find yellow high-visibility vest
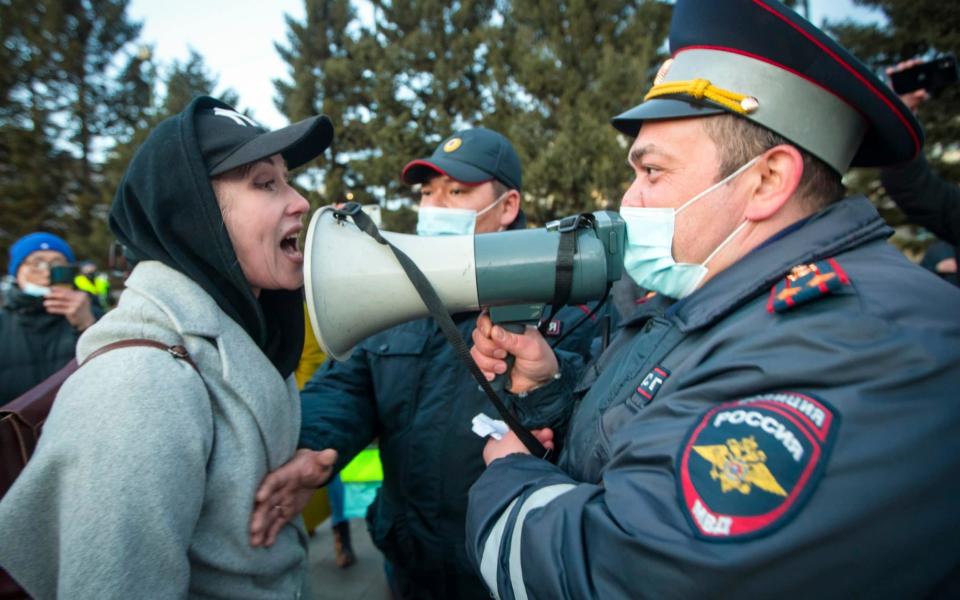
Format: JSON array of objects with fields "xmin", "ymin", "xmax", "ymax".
[{"xmin": 73, "ymin": 274, "xmax": 98, "ymax": 295}]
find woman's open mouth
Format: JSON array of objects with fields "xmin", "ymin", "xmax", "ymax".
[{"xmin": 280, "ymin": 232, "xmax": 304, "ymax": 262}]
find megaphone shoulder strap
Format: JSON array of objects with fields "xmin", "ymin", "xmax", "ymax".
[
  {"xmin": 333, "ymin": 204, "xmax": 551, "ymax": 460},
  {"xmin": 536, "ymin": 213, "xmax": 615, "ymax": 353},
  {"xmin": 538, "ymin": 213, "xmax": 588, "ymax": 336}
]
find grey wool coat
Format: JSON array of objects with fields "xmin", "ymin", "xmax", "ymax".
[{"xmin": 0, "ymin": 261, "xmax": 310, "ymax": 599}]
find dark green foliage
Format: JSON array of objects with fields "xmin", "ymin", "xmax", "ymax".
[
  {"xmin": 380, "ymin": 204, "xmax": 419, "ymax": 234},
  {"xmin": 488, "ymin": 0, "xmax": 672, "ymax": 223},
  {"xmin": 0, "ymin": 0, "xmax": 143, "ymax": 267},
  {"xmin": 0, "ymin": 0, "xmax": 240, "ymax": 270},
  {"xmin": 163, "ymin": 50, "xmax": 240, "ymax": 116},
  {"xmin": 274, "ymin": 0, "xmax": 366, "ymax": 208},
  {"xmin": 274, "ymin": 0, "xmax": 671, "ymax": 226},
  {"xmin": 354, "ymin": 0, "xmax": 500, "ymax": 199}
]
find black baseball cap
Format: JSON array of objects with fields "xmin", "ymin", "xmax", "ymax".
[
  {"xmin": 196, "ymin": 99, "xmax": 334, "ymax": 176},
  {"xmin": 401, "ymin": 127, "xmax": 522, "ymax": 190}
]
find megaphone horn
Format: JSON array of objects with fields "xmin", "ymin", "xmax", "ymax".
[{"xmin": 304, "ymin": 206, "xmax": 625, "ymax": 360}]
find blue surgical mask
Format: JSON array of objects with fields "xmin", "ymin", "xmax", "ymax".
[
  {"xmin": 620, "ymin": 156, "xmax": 759, "ymax": 299},
  {"xmin": 416, "ymin": 192, "xmax": 508, "ymax": 237},
  {"xmin": 20, "ymin": 282, "xmax": 51, "ymax": 297}
]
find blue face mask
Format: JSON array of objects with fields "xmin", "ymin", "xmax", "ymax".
[
  {"xmin": 620, "ymin": 156, "xmax": 759, "ymax": 299},
  {"xmin": 416, "ymin": 192, "xmax": 508, "ymax": 237}
]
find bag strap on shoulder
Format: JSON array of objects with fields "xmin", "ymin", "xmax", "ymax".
[
  {"xmin": 3, "ymin": 339, "xmax": 199, "ymax": 427},
  {"xmin": 82, "ymin": 338, "xmax": 199, "ymax": 373}
]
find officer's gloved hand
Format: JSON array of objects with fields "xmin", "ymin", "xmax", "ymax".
[{"xmin": 471, "ymin": 312, "xmax": 559, "ymax": 395}]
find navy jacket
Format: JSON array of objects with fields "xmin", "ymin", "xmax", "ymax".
[
  {"xmin": 467, "ymin": 197, "xmax": 960, "ymax": 599},
  {"xmin": 0, "ymin": 290, "xmax": 88, "ymax": 404},
  {"xmin": 299, "ymin": 304, "xmax": 608, "ymax": 598}
]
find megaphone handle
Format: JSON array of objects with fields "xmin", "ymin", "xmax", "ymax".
[{"xmin": 489, "ymin": 323, "xmax": 526, "ymax": 394}]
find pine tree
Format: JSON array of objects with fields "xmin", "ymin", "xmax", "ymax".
[
  {"xmin": 1, "ymin": 0, "xmax": 70, "ymax": 260},
  {"xmin": 354, "ymin": 0, "xmax": 500, "ymax": 201},
  {"xmin": 0, "ymin": 0, "xmax": 147, "ymax": 267},
  {"xmin": 275, "ymin": 0, "xmax": 502, "ymax": 230},
  {"xmin": 52, "ymin": 0, "xmax": 142, "ymax": 264},
  {"xmin": 163, "ymin": 50, "xmax": 240, "ymax": 116},
  {"xmin": 487, "ymin": 0, "xmax": 671, "ymax": 224},
  {"xmin": 0, "ymin": 1, "xmax": 239, "ymax": 269},
  {"xmin": 274, "ymin": 0, "xmax": 365, "ymax": 207}
]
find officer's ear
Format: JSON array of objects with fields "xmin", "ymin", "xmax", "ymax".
[
  {"xmin": 498, "ymin": 189, "xmax": 522, "ymax": 229},
  {"xmin": 743, "ymin": 144, "xmax": 804, "ymax": 222}
]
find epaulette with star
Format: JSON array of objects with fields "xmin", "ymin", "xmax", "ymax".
[{"xmin": 767, "ymin": 258, "xmax": 851, "ymax": 314}]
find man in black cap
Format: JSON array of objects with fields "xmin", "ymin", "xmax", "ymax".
[
  {"xmin": 251, "ymin": 128, "xmax": 608, "ymax": 599},
  {"xmin": 466, "ymin": 0, "xmax": 960, "ymax": 597}
]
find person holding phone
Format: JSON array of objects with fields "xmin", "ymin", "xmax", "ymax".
[
  {"xmin": 881, "ymin": 58, "xmax": 960, "ymax": 257},
  {"xmin": 0, "ymin": 232, "xmax": 98, "ymax": 404}
]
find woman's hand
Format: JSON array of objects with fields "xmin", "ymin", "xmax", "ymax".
[{"xmin": 250, "ymin": 448, "xmax": 338, "ymax": 547}]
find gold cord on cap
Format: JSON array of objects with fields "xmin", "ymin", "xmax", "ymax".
[{"xmin": 644, "ymin": 78, "xmax": 758, "ymax": 115}]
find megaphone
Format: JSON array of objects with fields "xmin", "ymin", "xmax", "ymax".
[{"xmin": 304, "ymin": 206, "xmax": 626, "ymax": 360}]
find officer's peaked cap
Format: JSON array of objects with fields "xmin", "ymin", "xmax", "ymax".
[{"xmin": 611, "ymin": 0, "xmax": 922, "ymax": 173}]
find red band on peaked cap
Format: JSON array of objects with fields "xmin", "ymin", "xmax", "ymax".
[
  {"xmin": 751, "ymin": 0, "xmax": 919, "ymax": 156},
  {"xmin": 400, "ymin": 159, "xmax": 493, "ymax": 186}
]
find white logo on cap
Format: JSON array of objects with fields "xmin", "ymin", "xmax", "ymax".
[{"xmin": 213, "ymin": 107, "xmax": 259, "ymax": 128}]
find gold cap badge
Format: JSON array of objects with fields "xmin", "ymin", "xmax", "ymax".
[{"xmin": 443, "ymin": 137, "xmax": 462, "ymax": 152}]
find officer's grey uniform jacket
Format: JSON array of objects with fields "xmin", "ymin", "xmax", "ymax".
[
  {"xmin": 0, "ymin": 262, "xmax": 310, "ymax": 599},
  {"xmin": 299, "ymin": 304, "xmax": 606, "ymax": 598},
  {"xmin": 466, "ymin": 197, "xmax": 960, "ymax": 599}
]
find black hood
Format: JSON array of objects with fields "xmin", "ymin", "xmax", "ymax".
[{"xmin": 109, "ymin": 96, "xmax": 304, "ymax": 378}]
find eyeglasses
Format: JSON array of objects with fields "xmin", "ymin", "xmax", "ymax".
[{"xmin": 22, "ymin": 258, "xmax": 69, "ymax": 272}]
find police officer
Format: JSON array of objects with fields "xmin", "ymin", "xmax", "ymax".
[
  {"xmin": 251, "ymin": 128, "xmax": 609, "ymax": 599},
  {"xmin": 467, "ymin": 1, "xmax": 960, "ymax": 597}
]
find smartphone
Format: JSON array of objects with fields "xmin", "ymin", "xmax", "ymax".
[
  {"xmin": 108, "ymin": 240, "xmax": 131, "ymax": 278},
  {"xmin": 49, "ymin": 265, "xmax": 78, "ymax": 287},
  {"xmin": 890, "ymin": 55, "xmax": 959, "ymax": 95}
]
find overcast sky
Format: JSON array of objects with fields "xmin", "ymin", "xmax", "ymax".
[{"xmin": 128, "ymin": 0, "xmax": 884, "ymax": 130}]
